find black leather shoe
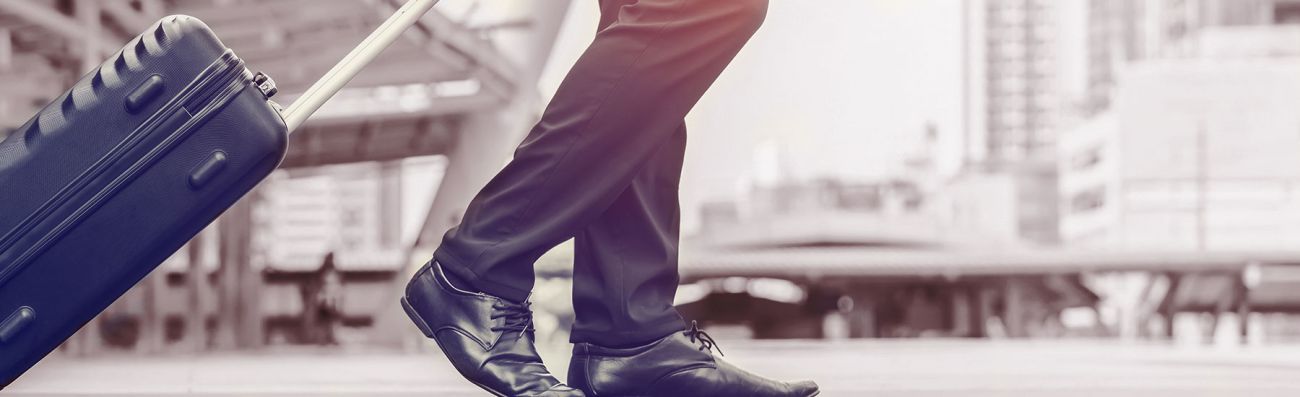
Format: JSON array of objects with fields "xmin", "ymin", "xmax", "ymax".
[
  {"xmin": 401, "ymin": 261, "xmax": 583, "ymax": 396},
  {"xmin": 568, "ymin": 321, "xmax": 819, "ymax": 396}
]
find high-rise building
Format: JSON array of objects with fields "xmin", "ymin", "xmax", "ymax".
[
  {"xmin": 962, "ymin": 0, "xmax": 1073, "ymax": 245},
  {"xmin": 966, "ymin": 0, "xmax": 1064, "ymax": 165},
  {"xmin": 1082, "ymin": 0, "xmax": 1144, "ymax": 113}
]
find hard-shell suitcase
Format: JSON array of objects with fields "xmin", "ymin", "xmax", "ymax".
[{"xmin": 0, "ymin": 0, "xmax": 440, "ymax": 386}]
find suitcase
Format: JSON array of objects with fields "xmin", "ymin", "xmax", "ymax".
[{"xmin": 0, "ymin": 0, "xmax": 440, "ymax": 386}]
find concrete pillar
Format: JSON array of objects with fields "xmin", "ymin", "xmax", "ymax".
[
  {"xmin": 74, "ymin": 0, "xmax": 101, "ymax": 73},
  {"xmin": 840, "ymin": 291, "xmax": 876, "ymax": 339},
  {"xmin": 216, "ymin": 195, "xmax": 263, "ymax": 349},
  {"xmin": 976, "ymin": 284, "xmax": 997, "ymax": 338},
  {"xmin": 379, "ymin": 160, "xmax": 403, "ymax": 248},
  {"xmin": 1247, "ymin": 313, "xmax": 1266, "ymax": 346},
  {"xmin": 1207, "ymin": 274, "xmax": 1246, "ymax": 346},
  {"xmin": 950, "ymin": 286, "xmax": 974, "ymax": 337},
  {"xmin": 0, "ymin": 28, "xmax": 11, "ymax": 72},
  {"xmin": 1234, "ymin": 277, "xmax": 1250, "ymax": 342},
  {"xmin": 1160, "ymin": 274, "xmax": 1182, "ymax": 340},
  {"xmin": 138, "ymin": 271, "xmax": 165, "ymax": 353},
  {"xmin": 1004, "ymin": 279, "xmax": 1028, "ymax": 338},
  {"xmin": 184, "ymin": 231, "xmax": 210, "ymax": 352},
  {"xmin": 64, "ymin": 315, "xmax": 102, "ymax": 356},
  {"xmin": 240, "ymin": 192, "xmax": 265, "ymax": 349},
  {"xmin": 215, "ymin": 210, "xmax": 237, "ymax": 349},
  {"xmin": 238, "ymin": 214, "xmax": 264, "ymax": 349}
]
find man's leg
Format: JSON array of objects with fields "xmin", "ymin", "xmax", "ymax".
[
  {"xmin": 571, "ymin": 124, "xmax": 687, "ymax": 348},
  {"xmin": 562, "ymin": 104, "xmax": 818, "ymax": 397},
  {"xmin": 401, "ymin": 1, "xmax": 817, "ymax": 395},
  {"xmin": 559, "ymin": 2, "xmax": 815, "ymax": 394},
  {"xmin": 432, "ymin": 0, "xmax": 770, "ymax": 303}
]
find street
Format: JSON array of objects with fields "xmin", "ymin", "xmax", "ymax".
[{"xmin": 8, "ymin": 339, "xmax": 1300, "ymax": 396}]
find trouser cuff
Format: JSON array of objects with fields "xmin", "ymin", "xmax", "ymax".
[{"xmin": 570, "ymin": 314, "xmax": 687, "ymax": 348}]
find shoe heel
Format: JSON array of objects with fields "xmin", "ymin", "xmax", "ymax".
[{"xmin": 400, "ymin": 296, "xmax": 435, "ymax": 338}]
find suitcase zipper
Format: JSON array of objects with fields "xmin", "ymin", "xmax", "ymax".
[{"xmin": 0, "ymin": 52, "xmax": 251, "ymax": 286}]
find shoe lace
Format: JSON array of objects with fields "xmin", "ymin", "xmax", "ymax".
[
  {"xmin": 683, "ymin": 320, "xmax": 724, "ymax": 356},
  {"xmin": 490, "ymin": 300, "xmax": 533, "ymax": 335}
]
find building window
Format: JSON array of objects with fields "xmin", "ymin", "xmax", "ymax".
[
  {"xmin": 1071, "ymin": 146, "xmax": 1102, "ymax": 171},
  {"xmin": 1070, "ymin": 186, "xmax": 1106, "ymax": 214}
]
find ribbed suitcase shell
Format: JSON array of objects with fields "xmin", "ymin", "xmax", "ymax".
[{"xmin": 0, "ymin": 15, "xmax": 287, "ymax": 385}]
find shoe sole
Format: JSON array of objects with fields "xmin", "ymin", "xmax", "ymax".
[
  {"xmin": 402, "ymin": 295, "xmax": 516, "ymax": 397},
  {"xmin": 620, "ymin": 391, "xmax": 818, "ymax": 397},
  {"xmin": 400, "ymin": 296, "xmax": 435, "ymax": 338}
]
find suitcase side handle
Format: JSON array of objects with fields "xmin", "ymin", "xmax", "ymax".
[{"xmin": 280, "ymin": 0, "xmax": 441, "ymax": 132}]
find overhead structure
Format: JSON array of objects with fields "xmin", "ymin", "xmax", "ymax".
[
  {"xmin": 0, "ymin": 0, "xmax": 127, "ymax": 58},
  {"xmin": 0, "ymin": 0, "xmax": 152, "ymax": 127},
  {"xmin": 0, "ymin": 0, "xmax": 527, "ymax": 168},
  {"xmin": 171, "ymin": 0, "xmax": 523, "ymax": 168}
]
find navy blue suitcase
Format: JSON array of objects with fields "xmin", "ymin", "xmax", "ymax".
[
  {"xmin": 0, "ymin": 16, "xmax": 288, "ymax": 385},
  {"xmin": 0, "ymin": 0, "xmax": 439, "ymax": 385}
]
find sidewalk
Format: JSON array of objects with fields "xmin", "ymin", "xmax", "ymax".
[{"xmin": 9, "ymin": 340, "xmax": 1300, "ymax": 396}]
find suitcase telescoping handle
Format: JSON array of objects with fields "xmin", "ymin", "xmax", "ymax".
[{"xmin": 280, "ymin": 0, "xmax": 441, "ymax": 132}]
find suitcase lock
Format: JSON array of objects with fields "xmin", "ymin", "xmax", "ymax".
[{"xmin": 253, "ymin": 72, "xmax": 278, "ymax": 99}]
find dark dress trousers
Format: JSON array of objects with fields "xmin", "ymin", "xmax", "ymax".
[{"xmin": 433, "ymin": 0, "xmax": 767, "ymax": 347}]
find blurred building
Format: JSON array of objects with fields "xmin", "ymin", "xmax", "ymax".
[
  {"xmin": 1082, "ymin": 0, "xmax": 1300, "ymax": 113},
  {"xmin": 1147, "ymin": 0, "xmax": 1296, "ymax": 57},
  {"xmin": 1062, "ymin": 0, "xmax": 1293, "ymax": 245},
  {"xmin": 1060, "ymin": 57, "xmax": 1300, "ymax": 250},
  {"xmin": 964, "ymin": 0, "xmax": 1300, "ymax": 246},
  {"xmin": 961, "ymin": 0, "xmax": 1072, "ymax": 245},
  {"xmin": 1060, "ymin": 1, "xmax": 1300, "ymax": 250},
  {"xmin": 947, "ymin": 160, "xmax": 1060, "ymax": 245},
  {"xmin": 965, "ymin": 0, "xmax": 1066, "ymax": 164},
  {"xmin": 961, "ymin": 0, "xmax": 1300, "ymax": 246}
]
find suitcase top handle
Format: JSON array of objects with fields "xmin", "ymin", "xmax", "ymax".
[{"xmin": 280, "ymin": 0, "xmax": 441, "ymax": 132}]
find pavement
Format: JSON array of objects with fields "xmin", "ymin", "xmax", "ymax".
[{"xmin": 7, "ymin": 339, "xmax": 1300, "ymax": 396}]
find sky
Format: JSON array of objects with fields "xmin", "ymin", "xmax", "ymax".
[{"xmin": 539, "ymin": 1, "xmax": 967, "ymax": 233}]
